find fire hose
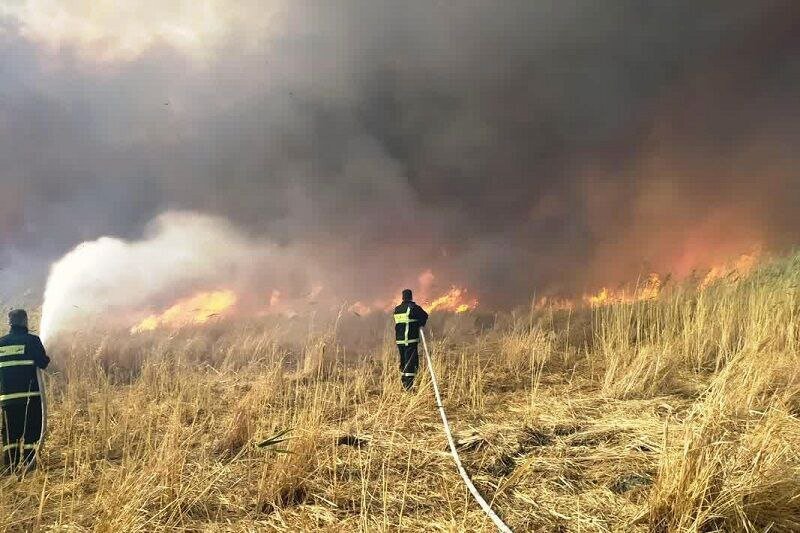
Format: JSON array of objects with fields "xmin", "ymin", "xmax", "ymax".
[{"xmin": 420, "ymin": 329, "xmax": 513, "ymax": 533}]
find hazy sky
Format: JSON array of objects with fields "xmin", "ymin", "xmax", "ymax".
[{"xmin": 1, "ymin": 1, "xmax": 799, "ymax": 305}]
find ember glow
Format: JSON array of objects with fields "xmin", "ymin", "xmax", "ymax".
[{"xmin": 131, "ymin": 290, "xmax": 238, "ymax": 334}]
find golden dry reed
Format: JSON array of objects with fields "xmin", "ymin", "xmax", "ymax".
[{"xmin": 1, "ymin": 253, "xmax": 799, "ymax": 532}]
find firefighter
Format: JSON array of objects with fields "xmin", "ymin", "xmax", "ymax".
[
  {"xmin": 0, "ymin": 309, "xmax": 49, "ymax": 474},
  {"xmin": 393, "ymin": 289, "xmax": 428, "ymax": 390}
]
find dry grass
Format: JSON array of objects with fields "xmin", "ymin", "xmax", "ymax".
[{"xmin": 1, "ymin": 254, "xmax": 799, "ymax": 532}]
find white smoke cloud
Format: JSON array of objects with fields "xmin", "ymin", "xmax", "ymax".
[
  {"xmin": 1, "ymin": 0, "xmax": 284, "ymax": 62},
  {"xmin": 39, "ymin": 211, "xmax": 303, "ymax": 341}
]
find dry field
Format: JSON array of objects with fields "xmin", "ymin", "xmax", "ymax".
[{"xmin": 2, "ymin": 254, "xmax": 800, "ymax": 532}]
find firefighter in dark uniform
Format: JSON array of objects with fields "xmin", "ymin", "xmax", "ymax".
[
  {"xmin": 0, "ymin": 309, "xmax": 49, "ymax": 473},
  {"xmin": 393, "ymin": 289, "xmax": 428, "ymax": 390}
]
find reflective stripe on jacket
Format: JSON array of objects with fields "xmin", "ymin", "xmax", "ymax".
[
  {"xmin": 393, "ymin": 301, "xmax": 428, "ymax": 346},
  {"xmin": 0, "ymin": 327, "xmax": 49, "ymax": 405}
]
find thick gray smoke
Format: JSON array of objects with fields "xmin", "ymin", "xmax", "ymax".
[{"xmin": 1, "ymin": 1, "xmax": 799, "ymax": 310}]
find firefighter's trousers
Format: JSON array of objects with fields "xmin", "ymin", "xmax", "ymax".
[
  {"xmin": 397, "ymin": 344, "xmax": 419, "ymax": 390},
  {"xmin": 1, "ymin": 398, "xmax": 42, "ymax": 473}
]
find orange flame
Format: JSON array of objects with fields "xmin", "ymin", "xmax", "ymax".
[
  {"xmin": 427, "ymin": 286, "xmax": 477, "ymax": 314},
  {"xmin": 344, "ymin": 270, "xmax": 479, "ymax": 316},
  {"xmin": 131, "ymin": 290, "xmax": 238, "ymax": 334},
  {"xmin": 699, "ymin": 251, "xmax": 760, "ymax": 290},
  {"xmin": 583, "ymin": 273, "xmax": 663, "ymax": 308},
  {"xmin": 552, "ymin": 251, "xmax": 763, "ymax": 311}
]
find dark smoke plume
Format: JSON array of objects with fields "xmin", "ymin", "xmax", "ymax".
[{"xmin": 1, "ymin": 1, "xmax": 799, "ymax": 308}]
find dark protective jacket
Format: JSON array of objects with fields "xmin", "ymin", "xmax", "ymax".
[
  {"xmin": 393, "ymin": 301, "xmax": 429, "ymax": 346},
  {"xmin": 0, "ymin": 326, "xmax": 50, "ymax": 406}
]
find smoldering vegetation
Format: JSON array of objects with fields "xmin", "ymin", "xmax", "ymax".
[{"xmin": 2, "ymin": 251, "xmax": 799, "ymax": 531}]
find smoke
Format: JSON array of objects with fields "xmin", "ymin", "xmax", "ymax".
[
  {"xmin": 39, "ymin": 211, "xmax": 312, "ymax": 341},
  {"xmin": 0, "ymin": 0, "xmax": 276, "ymax": 62},
  {"xmin": 2, "ymin": 1, "xmax": 800, "ymax": 312}
]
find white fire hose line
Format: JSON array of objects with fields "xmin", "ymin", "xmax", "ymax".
[
  {"xmin": 420, "ymin": 329, "xmax": 513, "ymax": 533},
  {"xmin": 37, "ymin": 368, "xmax": 48, "ymax": 450}
]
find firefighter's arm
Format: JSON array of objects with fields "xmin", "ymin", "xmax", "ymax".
[
  {"xmin": 414, "ymin": 305, "xmax": 429, "ymax": 327},
  {"xmin": 34, "ymin": 337, "xmax": 50, "ymax": 369}
]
